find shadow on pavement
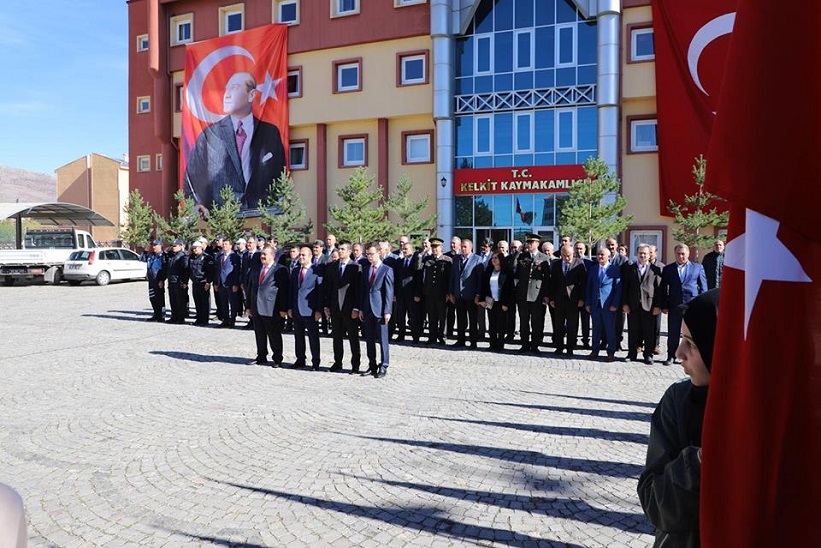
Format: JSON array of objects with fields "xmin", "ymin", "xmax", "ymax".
[
  {"xmin": 82, "ymin": 313, "xmax": 154, "ymax": 323},
  {"xmin": 171, "ymin": 533, "xmax": 265, "ymax": 548},
  {"xmin": 518, "ymin": 390, "xmax": 659, "ymax": 409},
  {"xmin": 208, "ymin": 479, "xmax": 584, "ymax": 547},
  {"xmin": 479, "ymin": 400, "xmax": 652, "ymax": 422},
  {"xmin": 149, "ymin": 350, "xmax": 251, "ymax": 365},
  {"xmin": 424, "ymin": 416, "xmax": 648, "ymax": 445},
  {"xmin": 354, "ymin": 435, "xmax": 643, "ymax": 479}
]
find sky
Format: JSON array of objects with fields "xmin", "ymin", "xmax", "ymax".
[{"xmin": 0, "ymin": 1, "xmax": 127, "ymax": 175}]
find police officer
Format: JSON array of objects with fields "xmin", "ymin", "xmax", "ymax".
[
  {"xmin": 166, "ymin": 239, "xmax": 189, "ymax": 324},
  {"xmin": 144, "ymin": 239, "xmax": 167, "ymax": 322},
  {"xmin": 188, "ymin": 240, "xmax": 214, "ymax": 326},
  {"xmin": 516, "ymin": 233, "xmax": 550, "ymax": 353},
  {"xmin": 419, "ymin": 237, "xmax": 452, "ymax": 345}
]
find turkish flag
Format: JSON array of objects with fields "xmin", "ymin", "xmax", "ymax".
[
  {"xmin": 702, "ymin": 1, "xmax": 821, "ymax": 545},
  {"xmin": 650, "ymin": 0, "xmax": 736, "ymax": 215}
]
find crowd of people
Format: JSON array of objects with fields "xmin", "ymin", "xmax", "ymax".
[{"xmin": 138, "ymin": 231, "xmax": 725, "ymax": 373}]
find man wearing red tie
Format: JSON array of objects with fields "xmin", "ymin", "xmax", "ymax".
[
  {"xmin": 288, "ymin": 244, "xmax": 323, "ymax": 370},
  {"xmin": 246, "ymin": 246, "xmax": 290, "ymax": 367},
  {"xmin": 359, "ymin": 242, "xmax": 394, "ymax": 378}
]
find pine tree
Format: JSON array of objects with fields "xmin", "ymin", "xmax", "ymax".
[
  {"xmin": 206, "ymin": 186, "xmax": 245, "ymax": 241},
  {"xmin": 667, "ymin": 155, "xmax": 729, "ymax": 260},
  {"xmin": 557, "ymin": 157, "xmax": 634, "ymax": 253},
  {"xmin": 120, "ymin": 189, "xmax": 156, "ymax": 248},
  {"xmin": 384, "ymin": 175, "xmax": 437, "ymax": 242},
  {"xmin": 156, "ymin": 190, "xmax": 199, "ymax": 245},
  {"xmin": 259, "ymin": 170, "xmax": 313, "ymax": 244},
  {"xmin": 325, "ymin": 167, "xmax": 390, "ymax": 243}
]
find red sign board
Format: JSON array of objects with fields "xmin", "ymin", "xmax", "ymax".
[{"xmin": 453, "ymin": 165, "xmax": 586, "ymax": 195}]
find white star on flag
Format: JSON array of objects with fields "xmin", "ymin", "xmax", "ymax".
[
  {"xmin": 256, "ymin": 72, "xmax": 281, "ymax": 103},
  {"xmin": 724, "ymin": 208, "xmax": 812, "ymax": 338}
]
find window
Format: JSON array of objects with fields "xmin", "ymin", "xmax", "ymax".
[
  {"xmin": 275, "ymin": 0, "xmax": 299, "ymax": 25},
  {"xmin": 331, "ymin": 0, "xmax": 359, "ymax": 17},
  {"xmin": 339, "ymin": 134, "xmax": 368, "ymax": 167},
  {"xmin": 136, "ymin": 34, "xmax": 149, "ymax": 52},
  {"xmin": 514, "ymin": 112, "xmax": 533, "ymax": 153},
  {"xmin": 630, "ymin": 26, "xmax": 655, "ymax": 62},
  {"xmin": 402, "ymin": 131, "xmax": 433, "ymax": 164},
  {"xmin": 174, "ymin": 84, "xmax": 183, "ymax": 112},
  {"xmin": 333, "ymin": 59, "xmax": 362, "ymax": 93},
  {"xmin": 394, "ymin": 0, "xmax": 425, "ymax": 6},
  {"xmin": 474, "ymin": 34, "xmax": 493, "ymax": 75},
  {"xmin": 219, "ymin": 4, "xmax": 244, "ymax": 36},
  {"xmin": 397, "ymin": 51, "xmax": 428, "ymax": 86},
  {"xmin": 556, "ymin": 109, "xmax": 576, "ymax": 151},
  {"xmin": 627, "ymin": 228, "xmax": 666, "ymax": 262},
  {"xmin": 514, "ymin": 30, "xmax": 534, "ymax": 71},
  {"xmin": 155, "ymin": 153, "xmax": 163, "ymax": 171},
  {"xmin": 474, "ymin": 115, "xmax": 493, "ymax": 155},
  {"xmin": 287, "ymin": 67, "xmax": 302, "ymax": 98},
  {"xmin": 556, "ymin": 23, "xmax": 576, "ymax": 67},
  {"xmin": 630, "ymin": 118, "xmax": 658, "ymax": 153},
  {"xmin": 136, "ymin": 155, "xmax": 151, "ymax": 172},
  {"xmin": 170, "ymin": 14, "xmax": 193, "ymax": 46},
  {"xmin": 137, "ymin": 96, "xmax": 151, "ymax": 114},
  {"xmin": 289, "ymin": 140, "xmax": 308, "ymax": 170}
]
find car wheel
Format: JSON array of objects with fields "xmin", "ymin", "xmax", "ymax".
[
  {"xmin": 96, "ymin": 270, "xmax": 111, "ymax": 286},
  {"xmin": 67, "ymin": 280, "xmax": 82, "ymax": 286},
  {"xmin": 2, "ymin": 277, "xmax": 14, "ymax": 286},
  {"xmin": 52, "ymin": 268, "xmax": 62, "ymax": 284}
]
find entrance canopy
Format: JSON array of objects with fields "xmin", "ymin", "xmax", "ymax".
[{"xmin": 0, "ymin": 202, "xmax": 114, "ymax": 226}]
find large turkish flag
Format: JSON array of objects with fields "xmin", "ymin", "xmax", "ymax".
[
  {"xmin": 702, "ymin": 1, "xmax": 821, "ymax": 545},
  {"xmin": 651, "ymin": 0, "xmax": 736, "ymax": 215}
]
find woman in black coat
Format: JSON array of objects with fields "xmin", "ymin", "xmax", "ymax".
[{"xmin": 479, "ymin": 252, "xmax": 515, "ymax": 351}]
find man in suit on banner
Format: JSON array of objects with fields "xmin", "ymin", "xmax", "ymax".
[
  {"xmin": 246, "ymin": 246, "xmax": 290, "ymax": 366},
  {"xmin": 359, "ymin": 242, "xmax": 394, "ymax": 379}
]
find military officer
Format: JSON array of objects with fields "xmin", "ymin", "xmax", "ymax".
[{"xmin": 419, "ymin": 237, "xmax": 452, "ymax": 345}]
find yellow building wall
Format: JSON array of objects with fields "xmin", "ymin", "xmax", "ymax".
[{"xmin": 387, "ymin": 114, "xmax": 436, "ymax": 228}]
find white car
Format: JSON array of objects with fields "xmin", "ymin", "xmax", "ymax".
[{"xmin": 63, "ymin": 248, "xmax": 147, "ymax": 286}]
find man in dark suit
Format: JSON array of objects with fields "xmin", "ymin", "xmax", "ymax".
[
  {"xmin": 289, "ymin": 244, "xmax": 323, "ymax": 370},
  {"xmin": 516, "ymin": 234, "xmax": 550, "ymax": 353},
  {"xmin": 359, "ymin": 242, "xmax": 394, "ymax": 378},
  {"xmin": 606, "ymin": 237, "xmax": 630, "ymax": 350},
  {"xmin": 393, "ymin": 240, "xmax": 422, "ymax": 343},
  {"xmin": 420, "ymin": 238, "xmax": 452, "ymax": 345},
  {"xmin": 574, "ymin": 241, "xmax": 594, "ymax": 349},
  {"xmin": 166, "ymin": 239, "xmax": 190, "ymax": 324},
  {"xmin": 448, "ymin": 238, "xmax": 485, "ymax": 348},
  {"xmin": 548, "ymin": 244, "xmax": 586, "ymax": 356},
  {"xmin": 213, "ymin": 238, "xmax": 242, "ymax": 327},
  {"xmin": 184, "ymin": 71, "xmax": 286, "ymax": 213},
  {"xmin": 657, "ymin": 244, "xmax": 708, "ymax": 365},
  {"xmin": 621, "ymin": 244, "xmax": 662, "ymax": 364},
  {"xmin": 246, "ymin": 246, "xmax": 290, "ymax": 366},
  {"xmin": 701, "ymin": 239, "xmax": 725, "ymax": 289},
  {"xmin": 323, "ymin": 240, "xmax": 362, "ymax": 373},
  {"xmin": 584, "ymin": 246, "xmax": 622, "ymax": 362},
  {"xmin": 444, "ymin": 236, "xmax": 461, "ymax": 337}
]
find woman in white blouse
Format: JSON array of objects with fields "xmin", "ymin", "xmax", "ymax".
[{"xmin": 480, "ymin": 252, "xmax": 515, "ymax": 351}]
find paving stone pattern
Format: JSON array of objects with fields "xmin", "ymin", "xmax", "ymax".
[{"xmin": 0, "ymin": 281, "xmax": 684, "ymax": 547}]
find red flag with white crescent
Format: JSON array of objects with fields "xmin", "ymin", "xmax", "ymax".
[
  {"xmin": 650, "ymin": 0, "xmax": 736, "ymax": 215},
  {"xmin": 702, "ymin": 1, "xmax": 821, "ymax": 545}
]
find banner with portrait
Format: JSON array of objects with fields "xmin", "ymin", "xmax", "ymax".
[{"xmin": 181, "ymin": 24, "xmax": 289, "ymax": 213}]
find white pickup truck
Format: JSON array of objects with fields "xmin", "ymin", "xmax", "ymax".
[{"xmin": 0, "ymin": 228, "xmax": 97, "ymax": 285}]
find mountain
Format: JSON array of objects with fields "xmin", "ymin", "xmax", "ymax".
[{"xmin": 0, "ymin": 165, "xmax": 57, "ymax": 203}]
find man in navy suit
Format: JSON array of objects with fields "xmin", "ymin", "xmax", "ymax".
[
  {"xmin": 214, "ymin": 238, "xmax": 242, "ymax": 327},
  {"xmin": 584, "ymin": 246, "xmax": 622, "ymax": 362},
  {"xmin": 549, "ymin": 244, "xmax": 586, "ymax": 356},
  {"xmin": 323, "ymin": 240, "xmax": 362, "ymax": 373},
  {"xmin": 184, "ymin": 72, "xmax": 286, "ymax": 213},
  {"xmin": 448, "ymin": 238, "xmax": 485, "ymax": 348},
  {"xmin": 393, "ymin": 240, "xmax": 422, "ymax": 343},
  {"xmin": 246, "ymin": 246, "xmax": 290, "ymax": 366},
  {"xmin": 657, "ymin": 244, "xmax": 708, "ymax": 365},
  {"xmin": 289, "ymin": 244, "xmax": 323, "ymax": 370},
  {"xmin": 359, "ymin": 242, "xmax": 394, "ymax": 378}
]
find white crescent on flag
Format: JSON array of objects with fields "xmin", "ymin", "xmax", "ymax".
[{"xmin": 687, "ymin": 12, "xmax": 736, "ymax": 96}]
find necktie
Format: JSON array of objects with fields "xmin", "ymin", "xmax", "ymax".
[
  {"xmin": 563, "ymin": 262, "xmax": 569, "ymax": 275},
  {"xmin": 405, "ymin": 257, "xmax": 410, "ymax": 269},
  {"xmin": 679, "ymin": 264, "xmax": 686, "ymax": 282},
  {"xmin": 259, "ymin": 266, "xmax": 267, "ymax": 284},
  {"xmin": 235, "ymin": 121, "xmax": 246, "ymax": 163},
  {"xmin": 222, "ymin": 254, "xmax": 227, "ymax": 266},
  {"xmin": 370, "ymin": 266, "xmax": 377, "ymax": 285},
  {"xmin": 299, "ymin": 267, "xmax": 305, "ymax": 286},
  {"xmin": 340, "ymin": 261, "xmax": 345, "ymax": 276}
]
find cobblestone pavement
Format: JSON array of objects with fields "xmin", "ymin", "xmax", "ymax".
[{"xmin": 0, "ymin": 280, "xmax": 684, "ymax": 547}]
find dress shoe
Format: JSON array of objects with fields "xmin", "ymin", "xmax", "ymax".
[
  {"xmin": 395, "ymin": 336, "xmax": 405, "ymax": 342},
  {"xmin": 624, "ymin": 355, "xmax": 637, "ymax": 363},
  {"xmin": 451, "ymin": 341, "xmax": 466, "ymax": 348},
  {"xmin": 292, "ymin": 361, "xmax": 306, "ymax": 369},
  {"xmin": 271, "ymin": 362, "xmax": 281, "ymax": 368},
  {"xmin": 589, "ymin": 351, "xmax": 600, "ymax": 359},
  {"xmin": 361, "ymin": 366, "xmax": 377, "ymax": 377},
  {"xmin": 146, "ymin": 316, "xmax": 157, "ymax": 322},
  {"xmin": 312, "ymin": 364, "xmax": 320, "ymax": 371},
  {"xmin": 606, "ymin": 354, "xmax": 616, "ymax": 363},
  {"xmin": 437, "ymin": 338, "xmax": 446, "ymax": 345},
  {"xmin": 376, "ymin": 366, "xmax": 388, "ymax": 378},
  {"xmin": 553, "ymin": 348, "xmax": 564, "ymax": 355},
  {"xmin": 519, "ymin": 345, "xmax": 530, "ymax": 353},
  {"xmin": 252, "ymin": 358, "xmax": 268, "ymax": 366},
  {"xmin": 329, "ymin": 363, "xmax": 343, "ymax": 372},
  {"xmin": 664, "ymin": 358, "xmax": 675, "ymax": 366},
  {"xmin": 349, "ymin": 368, "xmax": 360, "ymax": 375},
  {"xmin": 566, "ymin": 349, "xmax": 574, "ymax": 357},
  {"xmin": 643, "ymin": 358, "xmax": 654, "ymax": 365},
  {"xmin": 217, "ymin": 322, "xmax": 230, "ymax": 328}
]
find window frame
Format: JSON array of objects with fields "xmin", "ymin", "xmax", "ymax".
[
  {"xmin": 170, "ymin": 13, "xmax": 194, "ymax": 46},
  {"xmin": 514, "ymin": 111, "xmax": 534, "ymax": 153},
  {"xmin": 155, "ymin": 153, "xmax": 163, "ymax": 172},
  {"xmin": 338, "ymin": 134, "xmax": 368, "ymax": 168},
  {"xmin": 555, "ymin": 23, "xmax": 577, "ymax": 68},
  {"xmin": 331, "ymin": 0, "xmax": 360, "ymax": 18},
  {"xmin": 287, "ymin": 66, "xmax": 302, "ymax": 98},
  {"xmin": 401, "ymin": 130, "xmax": 434, "ymax": 165},
  {"xmin": 136, "ymin": 155, "xmax": 151, "ymax": 173},
  {"xmin": 627, "ymin": 226, "xmax": 667, "ymax": 263},
  {"xmin": 514, "ymin": 29, "xmax": 535, "ymax": 71},
  {"xmin": 474, "ymin": 115, "xmax": 493, "ymax": 156},
  {"xmin": 289, "ymin": 140, "xmax": 309, "ymax": 170},
  {"xmin": 333, "ymin": 58, "xmax": 363, "ymax": 94},
  {"xmin": 628, "ymin": 24, "xmax": 655, "ymax": 63},
  {"xmin": 274, "ymin": 0, "xmax": 300, "ymax": 25},
  {"xmin": 174, "ymin": 84, "xmax": 183, "ymax": 112},
  {"xmin": 394, "ymin": 0, "xmax": 426, "ymax": 6},
  {"xmin": 136, "ymin": 34, "xmax": 149, "ymax": 52},
  {"xmin": 555, "ymin": 108, "xmax": 577, "ymax": 152},
  {"xmin": 136, "ymin": 96, "xmax": 151, "ymax": 114},
  {"xmin": 474, "ymin": 34, "xmax": 494, "ymax": 75},
  {"xmin": 628, "ymin": 115, "xmax": 659, "ymax": 154},
  {"xmin": 396, "ymin": 50, "xmax": 429, "ymax": 87},
  {"xmin": 219, "ymin": 4, "xmax": 245, "ymax": 36}
]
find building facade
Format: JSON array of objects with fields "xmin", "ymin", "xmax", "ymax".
[{"xmin": 129, "ymin": 0, "xmax": 680, "ymax": 260}]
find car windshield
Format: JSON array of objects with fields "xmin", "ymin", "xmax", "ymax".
[{"xmin": 69, "ymin": 251, "xmax": 92, "ymax": 261}]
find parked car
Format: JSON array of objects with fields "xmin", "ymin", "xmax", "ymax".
[
  {"xmin": 63, "ymin": 248, "xmax": 147, "ymax": 286},
  {"xmin": 0, "ymin": 228, "xmax": 97, "ymax": 286}
]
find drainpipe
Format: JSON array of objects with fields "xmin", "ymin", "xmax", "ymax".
[
  {"xmin": 432, "ymin": 0, "xmax": 455, "ymax": 240},
  {"xmin": 597, "ymin": 0, "xmax": 620, "ymax": 175}
]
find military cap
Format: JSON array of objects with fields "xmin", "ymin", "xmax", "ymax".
[
  {"xmin": 429, "ymin": 237, "xmax": 444, "ymax": 246},
  {"xmin": 525, "ymin": 233, "xmax": 541, "ymax": 242}
]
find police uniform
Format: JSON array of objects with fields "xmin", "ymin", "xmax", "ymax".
[
  {"xmin": 166, "ymin": 240, "xmax": 190, "ymax": 323},
  {"xmin": 144, "ymin": 240, "xmax": 167, "ymax": 322},
  {"xmin": 188, "ymin": 242, "xmax": 214, "ymax": 325}
]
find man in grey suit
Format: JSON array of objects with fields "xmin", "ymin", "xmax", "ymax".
[
  {"xmin": 359, "ymin": 242, "xmax": 394, "ymax": 378},
  {"xmin": 246, "ymin": 246, "xmax": 290, "ymax": 366},
  {"xmin": 448, "ymin": 238, "xmax": 485, "ymax": 348},
  {"xmin": 621, "ymin": 244, "xmax": 662, "ymax": 364},
  {"xmin": 289, "ymin": 244, "xmax": 324, "ymax": 370}
]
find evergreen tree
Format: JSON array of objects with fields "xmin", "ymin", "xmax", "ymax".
[
  {"xmin": 120, "ymin": 189, "xmax": 156, "ymax": 248},
  {"xmin": 156, "ymin": 190, "xmax": 199, "ymax": 245},
  {"xmin": 259, "ymin": 170, "xmax": 313, "ymax": 244},
  {"xmin": 557, "ymin": 157, "xmax": 634, "ymax": 253},
  {"xmin": 206, "ymin": 186, "xmax": 245, "ymax": 241},
  {"xmin": 325, "ymin": 167, "xmax": 390, "ymax": 243},
  {"xmin": 667, "ymin": 155, "xmax": 729, "ymax": 260},
  {"xmin": 384, "ymin": 175, "xmax": 437, "ymax": 241}
]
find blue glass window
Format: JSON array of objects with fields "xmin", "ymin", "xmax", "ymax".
[
  {"xmin": 495, "ymin": 73, "xmax": 513, "ymax": 92},
  {"xmin": 535, "ymin": 194, "xmax": 555, "ymax": 226},
  {"xmin": 514, "ymin": 71, "xmax": 534, "ymax": 90},
  {"xmin": 494, "ymin": 113, "xmax": 513, "ymax": 154},
  {"xmin": 556, "ymin": 67, "xmax": 576, "ymax": 86},
  {"xmin": 475, "ymin": 116, "xmax": 492, "ymax": 154},
  {"xmin": 535, "ymin": 0, "xmax": 554, "ymax": 25},
  {"xmin": 577, "ymin": 65, "xmax": 596, "ymax": 85},
  {"xmin": 475, "ymin": 0, "xmax": 493, "ymax": 34},
  {"xmin": 456, "ymin": 116, "xmax": 473, "ymax": 157},
  {"xmin": 535, "ymin": 27, "xmax": 555, "ymax": 69},
  {"xmin": 556, "ymin": 152, "xmax": 576, "ymax": 165},
  {"xmin": 556, "ymin": 24, "xmax": 575, "ymax": 66},
  {"xmin": 556, "ymin": 0, "xmax": 577, "ymax": 23},
  {"xmin": 457, "ymin": 38, "xmax": 473, "ymax": 77},
  {"xmin": 474, "ymin": 75, "xmax": 493, "ymax": 93},
  {"xmin": 494, "ymin": 195, "xmax": 513, "ymax": 227},
  {"xmin": 475, "ymin": 196, "xmax": 493, "ymax": 225},
  {"xmin": 515, "ymin": 30, "xmax": 533, "ymax": 70},
  {"xmin": 280, "ymin": 3, "xmax": 296, "ymax": 23},
  {"xmin": 557, "ymin": 109, "xmax": 575, "ymax": 150},
  {"xmin": 495, "ymin": 32, "xmax": 513, "ymax": 73},
  {"xmin": 476, "ymin": 35, "xmax": 493, "ymax": 73},
  {"xmin": 495, "ymin": 155, "xmax": 513, "ymax": 167},
  {"xmin": 535, "ymin": 69, "xmax": 555, "ymax": 88},
  {"xmin": 534, "ymin": 110, "xmax": 554, "ymax": 152},
  {"xmin": 455, "ymin": 77, "xmax": 473, "ymax": 95},
  {"xmin": 514, "ymin": 154, "xmax": 534, "ymax": 166},
  {"xmin": 578, "ymin": 21, "xmax": 597, "ymax": 65},
  {"xmin": 577, "ymin": 106, "xmax": 597, "ymax": 151},
  {"xmin": 535, "ymin": 152, "xmax": 555, "ymax": 165},
  {"xmin": 475, "ymin": 156, "xmax": 493, "ymax": 168},
  {"xmin": 495, "ymin": 0, "xmax": 514, "ymax": 31},
  {"xmin": 455, "ymin": 196, "xmax": 474, "ymax": 225},
  {"xmin": 514, "ymin": 0, "xmax": 534, "ymax": 28},
  {"xmin": 514, "ymin": 195, "xmax": 534, "ymax": 227},
  {"xmin": 632, "ymin": 28, "xmax": 655, "ymax": 60},
  {"xmin": 515, "ymin": 112, "xmax": 533, "ymax": 152}
]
